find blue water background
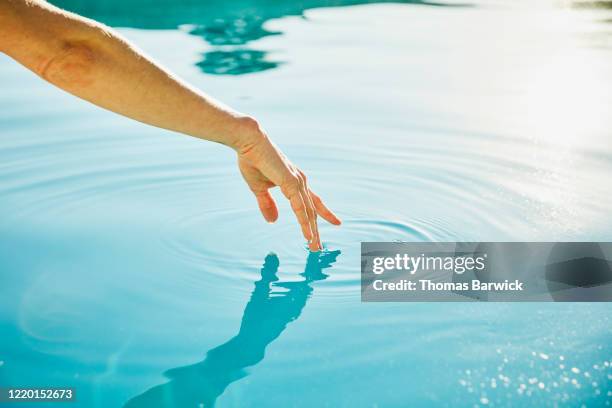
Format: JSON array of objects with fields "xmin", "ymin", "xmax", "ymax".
[{"xmin": 1, "ymin": 0, "xmax": 612, "ymax": 406}]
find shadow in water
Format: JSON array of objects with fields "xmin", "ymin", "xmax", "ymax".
[
  {"xmin": 49, "ymin": 0, "xmax": 470, "ymax": 75},
  {"xmin": 124, "ymin": 250, "xmax": 341, "ymax": 408},
  {"xmin": 195, "ymin": 49, "xmax": 282, "ymax": 76}
]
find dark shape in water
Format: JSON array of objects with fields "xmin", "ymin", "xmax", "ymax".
[
  {"xmin": 124, "ymin": 249, "xmax": 341, "ymax": 407},
  {"xmin": 189, "ymin": 16, "xmax": 282, "ymax": 47},
  {"xmin": 49, "ymin": 0, "xmax": 470, "ymax": 75},
  {"xmin": 197, "ymin": 49, "xmax": 282, "ymax": 76},
  {"xmin": 545, "ymin": 243, "xmax": 612, "ymax": 301},
  {"xmin": 547, "ymin": 258, "xmax": 612, "ymax": 288}
]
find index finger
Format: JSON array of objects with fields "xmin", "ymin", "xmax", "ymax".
[
  {"xmin": 287, "ymin": 189, "xmax": 314, "ymax": 245},
  {"xmin": 301, "ymin": 187, "xmax": 321, "ymax": 251}
]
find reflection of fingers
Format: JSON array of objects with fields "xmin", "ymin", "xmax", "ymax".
[
  {"xmin": 310, "ymin": 190, "xmax": 342, "ymax": 225},
  {"xmin": 255, "ymin": 190, "xmax": 278, "ymax": 223}
]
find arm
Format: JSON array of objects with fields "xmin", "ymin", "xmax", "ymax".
[{"xmin": 0, "ymin": 0, "xmax": 340, "ymax": 250}]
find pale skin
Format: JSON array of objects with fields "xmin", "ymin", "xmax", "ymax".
[{"xmin": 0, "ymin": 0, "xmax": 341, "ymax": 251}]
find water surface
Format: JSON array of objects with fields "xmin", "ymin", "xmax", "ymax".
[{"xmin": 1, "ymin": 0, "xmax": 612, "ymax": 406}]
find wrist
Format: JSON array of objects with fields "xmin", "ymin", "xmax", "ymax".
[{"xmin": 230, "ymin": 116, "xmax": 267, "ymax": 154}]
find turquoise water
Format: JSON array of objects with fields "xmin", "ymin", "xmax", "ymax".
[{"xmin": 1, "ymin": 0, "xmax": 612, "ymax": 406}]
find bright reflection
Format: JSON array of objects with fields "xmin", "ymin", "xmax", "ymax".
[{"xmin": 522, "ymin": 9, "xmax": 609, "ymax": 148}]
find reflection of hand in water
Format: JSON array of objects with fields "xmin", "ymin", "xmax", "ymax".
[{"xmin": 124, "ymin": 250, "xmax": 341, "ymax": 408}]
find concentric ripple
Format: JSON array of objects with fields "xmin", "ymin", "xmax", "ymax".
[
  {"xmin": 3, "ymin": 2, "xmax": 612, "ymax": 406},
  {"xmin": 159, "ymin": 207, "xmax": 462, "ymax": 303}
]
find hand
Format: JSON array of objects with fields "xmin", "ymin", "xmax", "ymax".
[{"xmin": 234, "ymin": 118, "xmax": 341, "ymax": 251}]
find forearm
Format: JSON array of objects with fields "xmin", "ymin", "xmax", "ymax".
[
  {"xmin": 1, "ymin": 0, "xmax": 340, "ymax": 250},
  {"xmin": 1, "ymin": 0, "xmax": 257, "ymax": 150}
]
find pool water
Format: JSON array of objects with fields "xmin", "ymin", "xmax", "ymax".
[{"xmin": 1, "ymin": 0, "xmax": 612, "ymax": 407}]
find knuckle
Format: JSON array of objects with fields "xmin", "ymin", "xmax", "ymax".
[
  {"xmin": 288, "ymin": 175, "xmax": 301, "ymax": 188},
  {"xmin": 295, "ymin": 174, "xmax": 305, "ymax": 187},
  {"xmin": 281, "ymin": 177, "xmax": 300, "ymax": 194}
]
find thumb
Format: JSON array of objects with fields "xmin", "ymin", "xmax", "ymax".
[{"xmin": 255, "ymin": 190, "xmax": 279, "ymax": 223}]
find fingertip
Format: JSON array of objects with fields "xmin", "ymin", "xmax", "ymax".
[
  {"xmin": 266, "ymin": 210, "xmax": 279, "ymax": 223},
  {"xmin": 260, "ymin": 209, "xmax": 276, "ymax": 223},
  {"xmin": 323, "ymin": 214, "xmax": 342, "ymax": 226},
  {"xmin": 256, "ymin": 193, "xmax": 279, "ymax": 223},
  {"xmin": 329, "ymin": 214, "xmax": 342, "ymax": 225},
  {"xmin": 308, "ymin": 241, "xmax": 321, "ymax": 252},
  {"xmin": 300, "ymin": 225, "xmax": 313, "ymax": 242}
]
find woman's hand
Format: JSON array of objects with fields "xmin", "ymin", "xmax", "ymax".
[
  {"xmin": 235, "ymin": 118, "xmax": 341, "ymax": 251},
  {"xmin": 0, "ymin": 1, "xmax": 340, "ymax": 250}
]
